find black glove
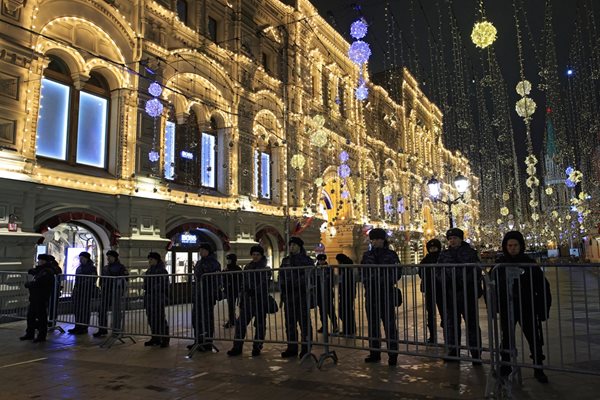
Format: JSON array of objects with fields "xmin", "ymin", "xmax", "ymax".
[{"xmin": 28, "ymin": 268, "xmax": 36, "ymax": 275}]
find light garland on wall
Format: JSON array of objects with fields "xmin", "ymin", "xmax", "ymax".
[{"xmin": 348, "ymin": 18, "xmax": 371, "ymax": 101}]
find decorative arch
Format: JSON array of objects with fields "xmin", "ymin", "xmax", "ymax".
[
  {"xmin": 255, "ymin": 226, "xmax": 285, "ymax": 251},
  {"xmin": 166, "ymin": 50, "xmax": 235, "ymax": 98},
  {"xmin": 35, "ymin": 211, "xmax": 121, "ymax": 245},
  {"xmin": 84, "ymin": 58, "xmax": 130, "ymax": 89},
  {"xmin": 166, "ymin": 221, "xmax": 230, "ymax": 251}
]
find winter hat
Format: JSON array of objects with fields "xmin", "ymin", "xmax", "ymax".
[
  {"xmin": 147, "ymin": 252, "xmax": 162, "ymax": 261},
  {"xmin": 199, "ymin": 243, "xmax": 213, "ymax": 253},
  {"xmin": 426, "ymin": 239, "xmax": 442, "ymax": 252},
  {"xmin": 250, "ymin": 245, "xmax": 265, "ymax": 256},
  {"xmin": 445, "ymin": 228, "xmax": 464, "ymax": 240},
  {"xmin": 335, "ymin": 253, "xmax": 354, "ymax": 264},
  {"xmin": 37, "ymin": 254, "xmax": 53, "ymax": 262},
  {"xmin": 106, "ymin": 250, "xmax": 119, "ymax": 258},
  {"xmin": 79, "ymin": 251, "xmax": 91, "ymax": 259},
  {"xmin": 316, "ymin": 254, "xmax": 327, "ymax": 261},
  {"xmin": 502, "ymin": 231, "xmax": 526, "ymax": 256},
  {"xmin": 289, "ymin": 236, "xmax": 304, "ymax": 247},
  {"xmin": 369, "ymin": 228, "xmax": 387, "ymax": 240}
]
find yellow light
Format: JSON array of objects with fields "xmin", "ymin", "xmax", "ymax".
[{"xmin": 471, "ymin": 21, "xmax": 497, "ymax": 49}]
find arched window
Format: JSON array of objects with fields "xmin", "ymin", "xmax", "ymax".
[
  {"xmin": 200, "ymin": 117, "xmax": 218, "ymax": 189},
  {"xmin": 36, "ymin": 56, "xmax": 110, "ymax": 169}
]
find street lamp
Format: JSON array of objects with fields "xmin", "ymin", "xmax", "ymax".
[{"xmin": 427, "ymin": 174, "xmax": 470, "ymax": 228}]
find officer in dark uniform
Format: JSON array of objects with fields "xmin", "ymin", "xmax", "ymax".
[
  {"xmin": 315, "ymin": 254, "xmax": 338, "ymax": 334},
  {"xmin": 21, "ymin": 254, "xmax": 56, "ymax": 342},
  {"xmin": 47, "ymin": 255, "xmax": 62, "ymax": 328},
  {"xmin": 437, "ymin": 227, "xmax": 483, "ymax": 363},
  {"xmin": 94, "ymin": 250, "xmax": 128, "ymax": 337},
  {"xmin": 143, "ymin": 252, "xmax": 170, "ymax": 347},
  {"xmin": 280, "ymin": 236, "xmax": 314, "ymax": 359},
  {"xmin": 68, "ymin": 251, "xmax": 97, "ymax": 334},
  {"xmin": 223, "ymin": 253, "xmax": 242, "ymax": 329},
  {"xmin": 227, "ymin": 245, "xmax": 270, "ymax": 357},
  {"xmin": 189, "ymin": 243, "xmax": 221, "ymax": 351},
  {"xmin": 419, "ymin": 239, "xmax": 443, "ymax": 343},
  {"xmin": 361, "ymin": 228, "xmax": 401, "ymax": 366},
  {"xmin": 336, "ymin": 253, "xmax": 356, "ymax": 336}
]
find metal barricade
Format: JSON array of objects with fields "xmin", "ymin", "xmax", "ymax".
[{"xmin": 0, "ymin": 271, "xmax": 31, "ymax": 323}]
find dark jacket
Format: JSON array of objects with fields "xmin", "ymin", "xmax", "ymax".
[
  {"xmin": 241, "ymin": 256, "xmax": 270, "ymax": 301},
  {"xmin": 418, "ymin": 251, "xmax": 440, "ymax": 293},
  {"xmin": 100, "ymin": 261, "xmax": 128, "ymax": 290},
  {"xmin": 360, "ymin": 247, "xmax": 401, "ymax": 290},
  {"xmin": 495, "ymin": 232, "xmax": 551, "ymax": 321},
  {"xmin": 223, "ymin": 262, "xmax": 242, "ymax": 297},
  {"xmin": 279, "ymin": 251, "xmax": 314, "ymax": 303},
  {"xmin": 143, "ymin": 261, "xmax": 169, "ymax": 300},
  {"xmin": 74, "ymin": 260, "xmax": 97, "ymax": 296},
  {"xmin": 25, "ymin": 264, "xmax": 56, "ymax": 300},
  {"xmin": 437, "ymin": 241, "xmax": 482, "ymax": 296},
  {"xmin": 194, "ymin": 254, "xmax": 221, "ymax": 304}
]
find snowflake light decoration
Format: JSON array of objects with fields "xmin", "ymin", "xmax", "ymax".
[
  {"xmin": 339, "ymin": 151, "xmax": 349, "ymax": 163},
  {"xmin": 355, "ymin": 83, "xmax": 369, "ymax": 100},
  {"xmin": 471, "ymin": 21, "xmax": 497, "ymax": 49},
  {"xmin": 148, "ymin": 81, "xmax": 163, "ymax": 97},
  {"xmin": 148, "ymin": 150, "xmax": 160, "ymax": 162},
  {"xmin": 516, "ymin": 97, "xmax": 536, "ymax": 118},
  {"xmin": 310, "ymin": 130, "xmax": 328, "ymax": 148},
  {"xmin": 350, "ymin": 18, "xmax": 368, "ymax": 39},
  {"xmin": 338, "ymin": 164, "xmax": 351, "ymax": 179},
  {"xmin": 290, "ymin": 154, "xmax": 306, "ymax": 170},
  {"xmin": 516, "ymin": 80, "xmax": 532, "ymax": 97},
  {"xmin": 145, "ymin": 98, "xmax": 163, "ymax": 118},
  {"xmin": 348, "ymin": 41, "xmax": 371, "ymax": 65}
]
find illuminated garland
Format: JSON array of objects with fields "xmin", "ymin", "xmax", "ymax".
[{"xmin": 348, "ymin": 18, "xmax": 371, "ymax": 101}]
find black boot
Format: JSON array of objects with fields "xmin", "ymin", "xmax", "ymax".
[
  {"xmin": 388, "ymin": 354, "xmax": 398, "ymax": 366},
  {"xmin": 227, "ymin": 343, "xmax": 243, "ymax": 356},
  {"xmin": 364, "ymin": 352, "xmax": 381, "ymax": 363},
  {"xmin": 534, "ymin": 369, "xmax": 548, "ymax": 383},
  {"xmin": 20, "ymin": 334, "xmax": 35, "ymax": 341},
  {"xmin": 281, "ymin": 347, "xmax": 298, "ymax": 358},
  {"xmin": 160, "ymin": 337, "xmax": 170, "ymax": 348},
  {"xmin": 144, "ymin": 337, "xmax": 160, "ymax": 347}
]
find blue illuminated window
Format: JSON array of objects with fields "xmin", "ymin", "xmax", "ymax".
[
  {"xmin": 164, "ymin": 121, "xmax": 175, "ymax": 180},
  {"xmin": 200, "ymin": 132, "xmax": 216, "ymax": 188},
  {"xmin": 260, "ymin": 152, "xmax": 270, "ymax": 199},
  {"xmin": 254, "ymin": 149, "xmax": 260, "ymax": 197},
  {"xmin": 36, "ymin": 59, "xmax": 110, "ymax": 170},
  {"xmin": 36, "ymin": 78, "xmax": 70, "ymax": 160},
  {"xmin": 76, "ymin": 92, "xmax": 107, "ymax": 167}
]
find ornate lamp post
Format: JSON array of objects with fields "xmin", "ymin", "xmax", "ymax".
[{"xmin": 427, "ymin": 174, "xmax": 470, "ymax": 229}]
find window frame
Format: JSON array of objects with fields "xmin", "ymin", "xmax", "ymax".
[
  {"xmin": 253, "ymin": 147, "xmax": 272, "ymax": 200},
  {"xmin": 200, "ymin": 130, "xmax": 217, "ymax": 189},
  {"xmin": 36, "ymin": 62, "xmax": 110, "ymax": 171}
]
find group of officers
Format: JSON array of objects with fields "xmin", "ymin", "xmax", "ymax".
[{"xmin": 20, "ymin": 226, "xmax": 550, "ymax": 382}]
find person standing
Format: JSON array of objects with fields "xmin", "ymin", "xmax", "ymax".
[
  {"xmin": 227, "ymin": 245, "xmax": 270, "ymax": 357},
  {"xmin": 223, "ymin": 253, "xmax": 242, "ymax": 329},
  {"xmin": 361, "ymin": 228, "xmax": 401, "ymax": 366},
  {"xmin": 419, "ymin": 239, "xmax": 443, "ymax": 343},
  {"xmin": 336, "ymin": 253, "xmax": 356, "ymax": 336},
  {"xmin": 190, "ymin": 243, "xmax": 221, "ymax": 351},
  {"xmin": 143, "ymin": 252, "xmax": 170, "ymax": 347},
  {"xmin": 315, "ymin": 254, "xmax": 338, "ymax": 334},
  {"xmin": 94, "ymin": 250, "xmax": 128, "ymax": 338},
  {"xmin": 495, "ymin": 231, "xmax": 549, "ymax": 383},
  {"xmin": 437, "ymin": 228, "xmax": 483, "ymax": 363},
  {"xmin": 279, "ymin": 236, "xmax": 314, "ymax": 359},
  {"xmin": 68, "ymin": 251, "xmax": 97, "ymax": 335},
  {"xmin": 47, "ymin": 255, "xmax": 62, "ymax": 328},
  {"xmin": 21, "ymin": 254, "xmax": 56, "ymax": 342}
]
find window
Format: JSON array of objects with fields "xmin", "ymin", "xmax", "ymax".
[
  {"xmin": 36, "ymin": 56, "xmax": 109, "ymax": 169},
  {"xmin": 338, "ymin": 81, "xmax": 345, "ymax": 117},
  {"xmin": 254, "ymin": 149, "xmax": 271, "ymax": 199},
  {"xmin": 262, "ymin": 52, "xmax": 271, "ymax": 73},
  {"xmin": 322, "ymin": 69, "xmax": 329, "ymax": 108},
  {"xmin": 164, "ymin": 121, "xmax": 176, "ymax": 180},
  {"xmin": 207, "ymin": 16, "xmax": 218, "ymax": 42},
  {"xmin": 176, "ymin": 0, "xmax": 188, "ymax": 25},
  {"xmin": 200, "ymin": 132, "xmax": 216, "ymax": 188}
]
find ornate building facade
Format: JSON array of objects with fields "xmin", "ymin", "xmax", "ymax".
[{"xmin": 0, "ymin": 0, "xmax": 478, "ymax": 273}]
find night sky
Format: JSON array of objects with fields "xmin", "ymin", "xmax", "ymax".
[{"xmin": 309, "ymin": 0, "xmax": 596, "ymax": 157}]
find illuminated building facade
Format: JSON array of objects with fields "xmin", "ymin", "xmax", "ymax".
[{"xmin": 0, "ymin": 0, "xmax": 478, "ymax": 272}]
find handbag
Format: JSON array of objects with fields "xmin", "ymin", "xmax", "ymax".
[{"xmin": 267, "ymin": 294, "xmax": 279, "ymax": 314}]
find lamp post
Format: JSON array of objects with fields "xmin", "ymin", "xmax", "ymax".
[{"xmin": 427, "ymin": 174, "xmax": 470, "ymax": 229}]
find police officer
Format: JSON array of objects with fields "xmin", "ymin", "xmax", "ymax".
[
  {"xmin": 68, "ymin": 251, "xmax": 97, "ymax": 334},
  {"xmin": 94, "ymin": 250, "xmax": 128, "ymax": 337},
  {"xmin": 189, "ymin": 243, "xmax": 221, "ymax": 351},
  {"xmin": 223, "ymin": 253, "xmax": 242, "ymax": 329},
  {"xmin": 419, "ymin": 239, "xmax": 443, "ymax": 343},
  {"xmin": 143, "ymin": 252, "xmax": 170, "ymax": 347},
  {"xmin": 361, "ymin": 228, "xmax": 401, "ymax": 366},
  {"xmin": 437, "ymin": 228, "xmax": 483, "ymax": 363},
  {"xmin": 280, "ymin": 236, "xmax": 314, "ymax": 358},
  {"xmin": 47, "ymin": 255, "xmax": 62, "ymax": 329},
  {"xmin": 336, "ymin": 253, "xmax": 356, "ymax": 336},
  {"xmin": 21, "ymin": 254, "xmax": 56, "ymax": 342},
  {"xmin": 315, "ymin": 254, "xmax": 338, "ymax": 334},
  {"xmin": 227, "ymin": 245, "xmax": 270, "ymax": 357}
]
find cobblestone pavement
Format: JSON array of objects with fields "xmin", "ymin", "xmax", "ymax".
[{"xmin": 1, "ymin": 321, "xmax": 599, "ymax": 400}]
